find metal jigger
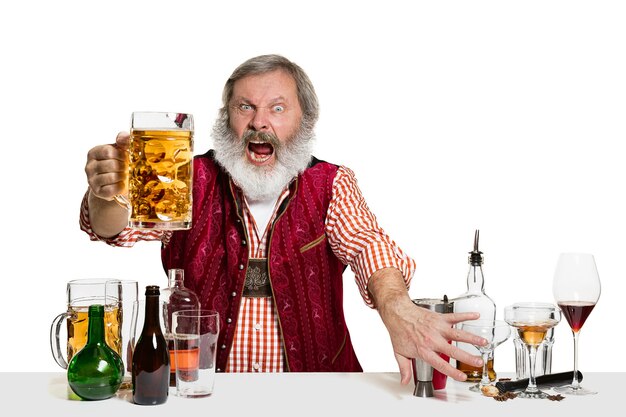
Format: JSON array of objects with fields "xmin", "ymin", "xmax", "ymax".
[
  {"xmin": 412, "ymin": 355, "xmax": 435, "ymax": 397},
  {"xmin": 411, "ymin": 296, "xmax": 454, "ymax": 398}
]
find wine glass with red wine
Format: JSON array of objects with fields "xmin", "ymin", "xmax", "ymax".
[{"xmin": 553, "ymin": 253, "xmax": 601, "ymax": 395}]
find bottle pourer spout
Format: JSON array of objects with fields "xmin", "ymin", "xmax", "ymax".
[
  {"xmin": 474, "ymin": 230, "xmax": 479, "ymax": 251},
  {"xmin": 469, "ymin": 229, "xmax": 483, "ymax": 266}
]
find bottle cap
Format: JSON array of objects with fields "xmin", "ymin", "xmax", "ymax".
[
  {"xmin": 145, "ymin": 285, "xmax": 160, "ymax": 296},
  {"xmin": 468, "ymin": 229, "xmax": 484, "ymax": 266},
  {"xmin": 88, "ymin": 304, "xmax": 104, "ymax": 317}
]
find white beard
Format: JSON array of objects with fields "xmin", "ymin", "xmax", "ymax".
[{"xmin": 212, "ymin": 114, "xmax": 315, "ymax": 202}]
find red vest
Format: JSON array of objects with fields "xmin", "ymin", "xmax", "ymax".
[{"xmin": 162, "ymin": 151, "xmax": 363, "ymax": 372}]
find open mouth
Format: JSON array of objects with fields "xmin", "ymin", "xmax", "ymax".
[{"xmin": 247, "ymin": 140, "xmax": 275, "ymax": 164}]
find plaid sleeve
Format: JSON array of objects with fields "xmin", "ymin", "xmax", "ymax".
[
  {"xmin": 325, "ymin": 166, "xmax": 416, "ymax": 308},
  {"xmin": 79, "ymin": 190, "xmax": 167, "ymax": 247}
]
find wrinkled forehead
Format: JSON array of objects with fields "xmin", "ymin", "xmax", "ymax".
[{"xmin": 230, "ymin": 69, "xmax": 300, "ymax": 107}]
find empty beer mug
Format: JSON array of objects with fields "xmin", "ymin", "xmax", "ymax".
[{"xmin": 115, "ymin": 111, "xmax": 194, "ymax": 230}]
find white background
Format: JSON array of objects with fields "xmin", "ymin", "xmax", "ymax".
[{"xmin": 1, "ymin": 0, "xmax": 624, "ymax": 375}]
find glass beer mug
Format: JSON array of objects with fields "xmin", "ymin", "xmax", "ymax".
[
  {"xmin": 50, "ymin": 279, "xmax": 123, "ymax": 369},
  {"xmin": 115, "ymin": 111, "xmax": 194, "ymax": 230}
]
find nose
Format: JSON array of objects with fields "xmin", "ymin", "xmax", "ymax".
[{"xmin": 249, "ymin": 107, "xmax": 270, "ymax": 131}]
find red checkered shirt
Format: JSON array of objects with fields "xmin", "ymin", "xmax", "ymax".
[{"xmin": 80, "ymin": 165, "xmax": 415, "ymax": 372}]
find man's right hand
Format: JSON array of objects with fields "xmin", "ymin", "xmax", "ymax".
[
  {"xmin": 85, "ymin": 132, "xmax": 130, "ymax": 200},
  {"xmin": 368, "ymin": 268, "xmax": 487, "ymax": 385},
  {"xmin": 84, "ymin": 132, "xmax": 131, "ymax": 238}
]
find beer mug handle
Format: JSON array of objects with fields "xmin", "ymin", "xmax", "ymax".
[
  {"xmin": 50, "ymin": 312, "xmax": 71, "ymax": 369},
  {"xmin": 113, "ymin": 194, "xmax": 131, "ymax": 210}
]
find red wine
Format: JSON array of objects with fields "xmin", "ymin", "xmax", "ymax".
[{"xmin": 558, "ymin": 301, "xmax": 596, "ymax": 332}]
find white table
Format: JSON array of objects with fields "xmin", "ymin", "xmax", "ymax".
[{"xmin": 1, "ymin": 372, "xmax": 620, "ymax": 416}]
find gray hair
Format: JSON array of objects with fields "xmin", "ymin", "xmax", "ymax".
[{"xmin": 219, "ymin": 54, "xmax": 319, "ymax": 130}]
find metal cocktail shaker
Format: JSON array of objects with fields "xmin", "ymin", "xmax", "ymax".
[{"xmin": 411, "ymin": 296, "xmax": 454, "ymax": 397}]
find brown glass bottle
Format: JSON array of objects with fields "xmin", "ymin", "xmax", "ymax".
[{"xmin": 132, "ymin": 285, "xmax": 170, "ymax": 405}]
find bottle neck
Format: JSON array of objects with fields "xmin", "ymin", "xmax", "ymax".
[
  {"xmin": 143, "ymin": 295, "xmax": 163, "ymax": 335},
  {"xmin": 87, "ymin": 310, "xmax": 106, "ymax": 345},
  {"xmin": 167, "ymin": 269, "xmax": 185, "ymax": 289},
  {"xmin": 466, "ymin": 264, "xmax": 486, "ymax": 293},
  {"xmin": 167, "ymin": 278, "xmax": 184, "ymax": 289}
]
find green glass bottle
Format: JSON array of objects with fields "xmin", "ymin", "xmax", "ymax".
[{"xmin": 67, "ymin": 304, "xmax": 124, "ymax": 400}]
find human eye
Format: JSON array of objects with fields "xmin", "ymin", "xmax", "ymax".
[
  {"xmin": 272, "ymin": 105, "xmax": 285, "ymax": 113},
  {"xmin": 239, "ymin": 103, "xmax": 254, "ymax": 112}
]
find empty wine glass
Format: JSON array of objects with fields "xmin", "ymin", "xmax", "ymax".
[
  {"xmin": 553, "ymin": 253, "xmax": 601, "ymax": 395},
  {"xmin": 461, "ymin": 320, "xmax": 510, "ymax": 393},
  {"xmin": 504, "ymin": 303, "xmax": 561, "ymax": 399}
]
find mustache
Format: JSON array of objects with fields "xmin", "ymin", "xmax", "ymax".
[{"xmin": 242, "ymin": 130, "xmax": 280, "ymax": 149}]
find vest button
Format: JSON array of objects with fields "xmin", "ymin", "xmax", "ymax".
[
  {"xmin": 231, "ymin": 291, "xmax": 236, "ymax": 297},
  {"xmin": 239, "ymin": 264, "xmax": 245, "ymax": 270},
  {"xmin": 221, "ymin": 344, "xmax": 226, "ymax": 350},
  {"xmin": 242, "ymin": 240, "xmax": 247, "ymax": 246},
  {"xmin": 217, "ymin": 368, "xmax": 221, "ymax": 372},
  {"xmin": 226, "ymin": 318, "xmax": 232, "ymax": 324}
]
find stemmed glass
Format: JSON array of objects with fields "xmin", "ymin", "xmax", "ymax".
[
  {"xmin": 504, "ymin": 303, "xmax": 561, "ymax": 399},
  {"xmin": 553, "ymin": 253, "xmax": 601, "ymax": 395},
  {"xmin": 461, "ymin": 320, "xmax": 510, "ymax": 393}
]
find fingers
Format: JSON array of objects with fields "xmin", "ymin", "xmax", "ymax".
[
  {"xmin": 417, "ymin": 332, "xmax": 483, "ymax": 381},
  {"xmin": 394, "ymin": 353, "xmax": 413, "ymax": 385},
  {"xmin": 440, "ymin": 312, "xmax": 488, "ymax": 346},
  {"xmin": 88, "ymin": 171, "xmax": 127, "ymax": 200},
  {"xmin": 444, "ymin": 311, "xmax": 481, "ymax": 325},
  {"xmin": 392, "ymin": 307, "xmax": 487, "ymax": 384},
  {"xmin": 385, "ymin": 303, "xmax": 491, "ymax": 386},
  {"xmin": 444, "ymin": 325, "xmax": 488, "ymax": 347},
  {"xmin": 87, "ymin": 143, "xmax": 127, "ymax": 163},
  {"xmin": 115, "ymin": 131, "xmax": 130, "ymax": 149},
  {"xmin": 445, "ymin": 344, "xmax": 484, "ymax": 373},
  {"xmin": 414, "ymin": 309, "xmax": 487, "ymax": 347},
  {"xmin": 87, "ymin": 158, "xmax": 127, "ymax": 174},
  {"xmin": 424, "ymin": 350, "xmax": 471, "ymax": 382},
  {"xmin": 85, "ymin": 133, "xmax": 130, "ymax": 200}
]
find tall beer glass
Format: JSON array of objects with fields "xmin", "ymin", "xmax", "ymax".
[
  {"xmin": 116, "ymin": 111, "xmax": 194, "ymax": 230},
  {"xmin": 50, "ymin": 279, "xmax": 122, "ymax": 369}
]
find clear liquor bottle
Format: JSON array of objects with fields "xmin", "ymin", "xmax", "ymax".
[
  {"xmin": 161, "ymin": 268, "xmax": 200, "ymax": 386},
  {"xmin": 453, "ymin": 230, "xmax": 497, "ymax": 382}
]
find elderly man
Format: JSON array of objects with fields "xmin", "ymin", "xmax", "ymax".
[{"xmin": 81, "ymin": 54, "xmax": 485, "ymax": 382}]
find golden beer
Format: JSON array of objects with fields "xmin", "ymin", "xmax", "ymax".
[
  {"xmin": 128, "ymin": 129, "xmax": 193, "ymax": 229},
  {"xmin": 67, "ymin": 304, "xmax": 122, "ymax": 362}
]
